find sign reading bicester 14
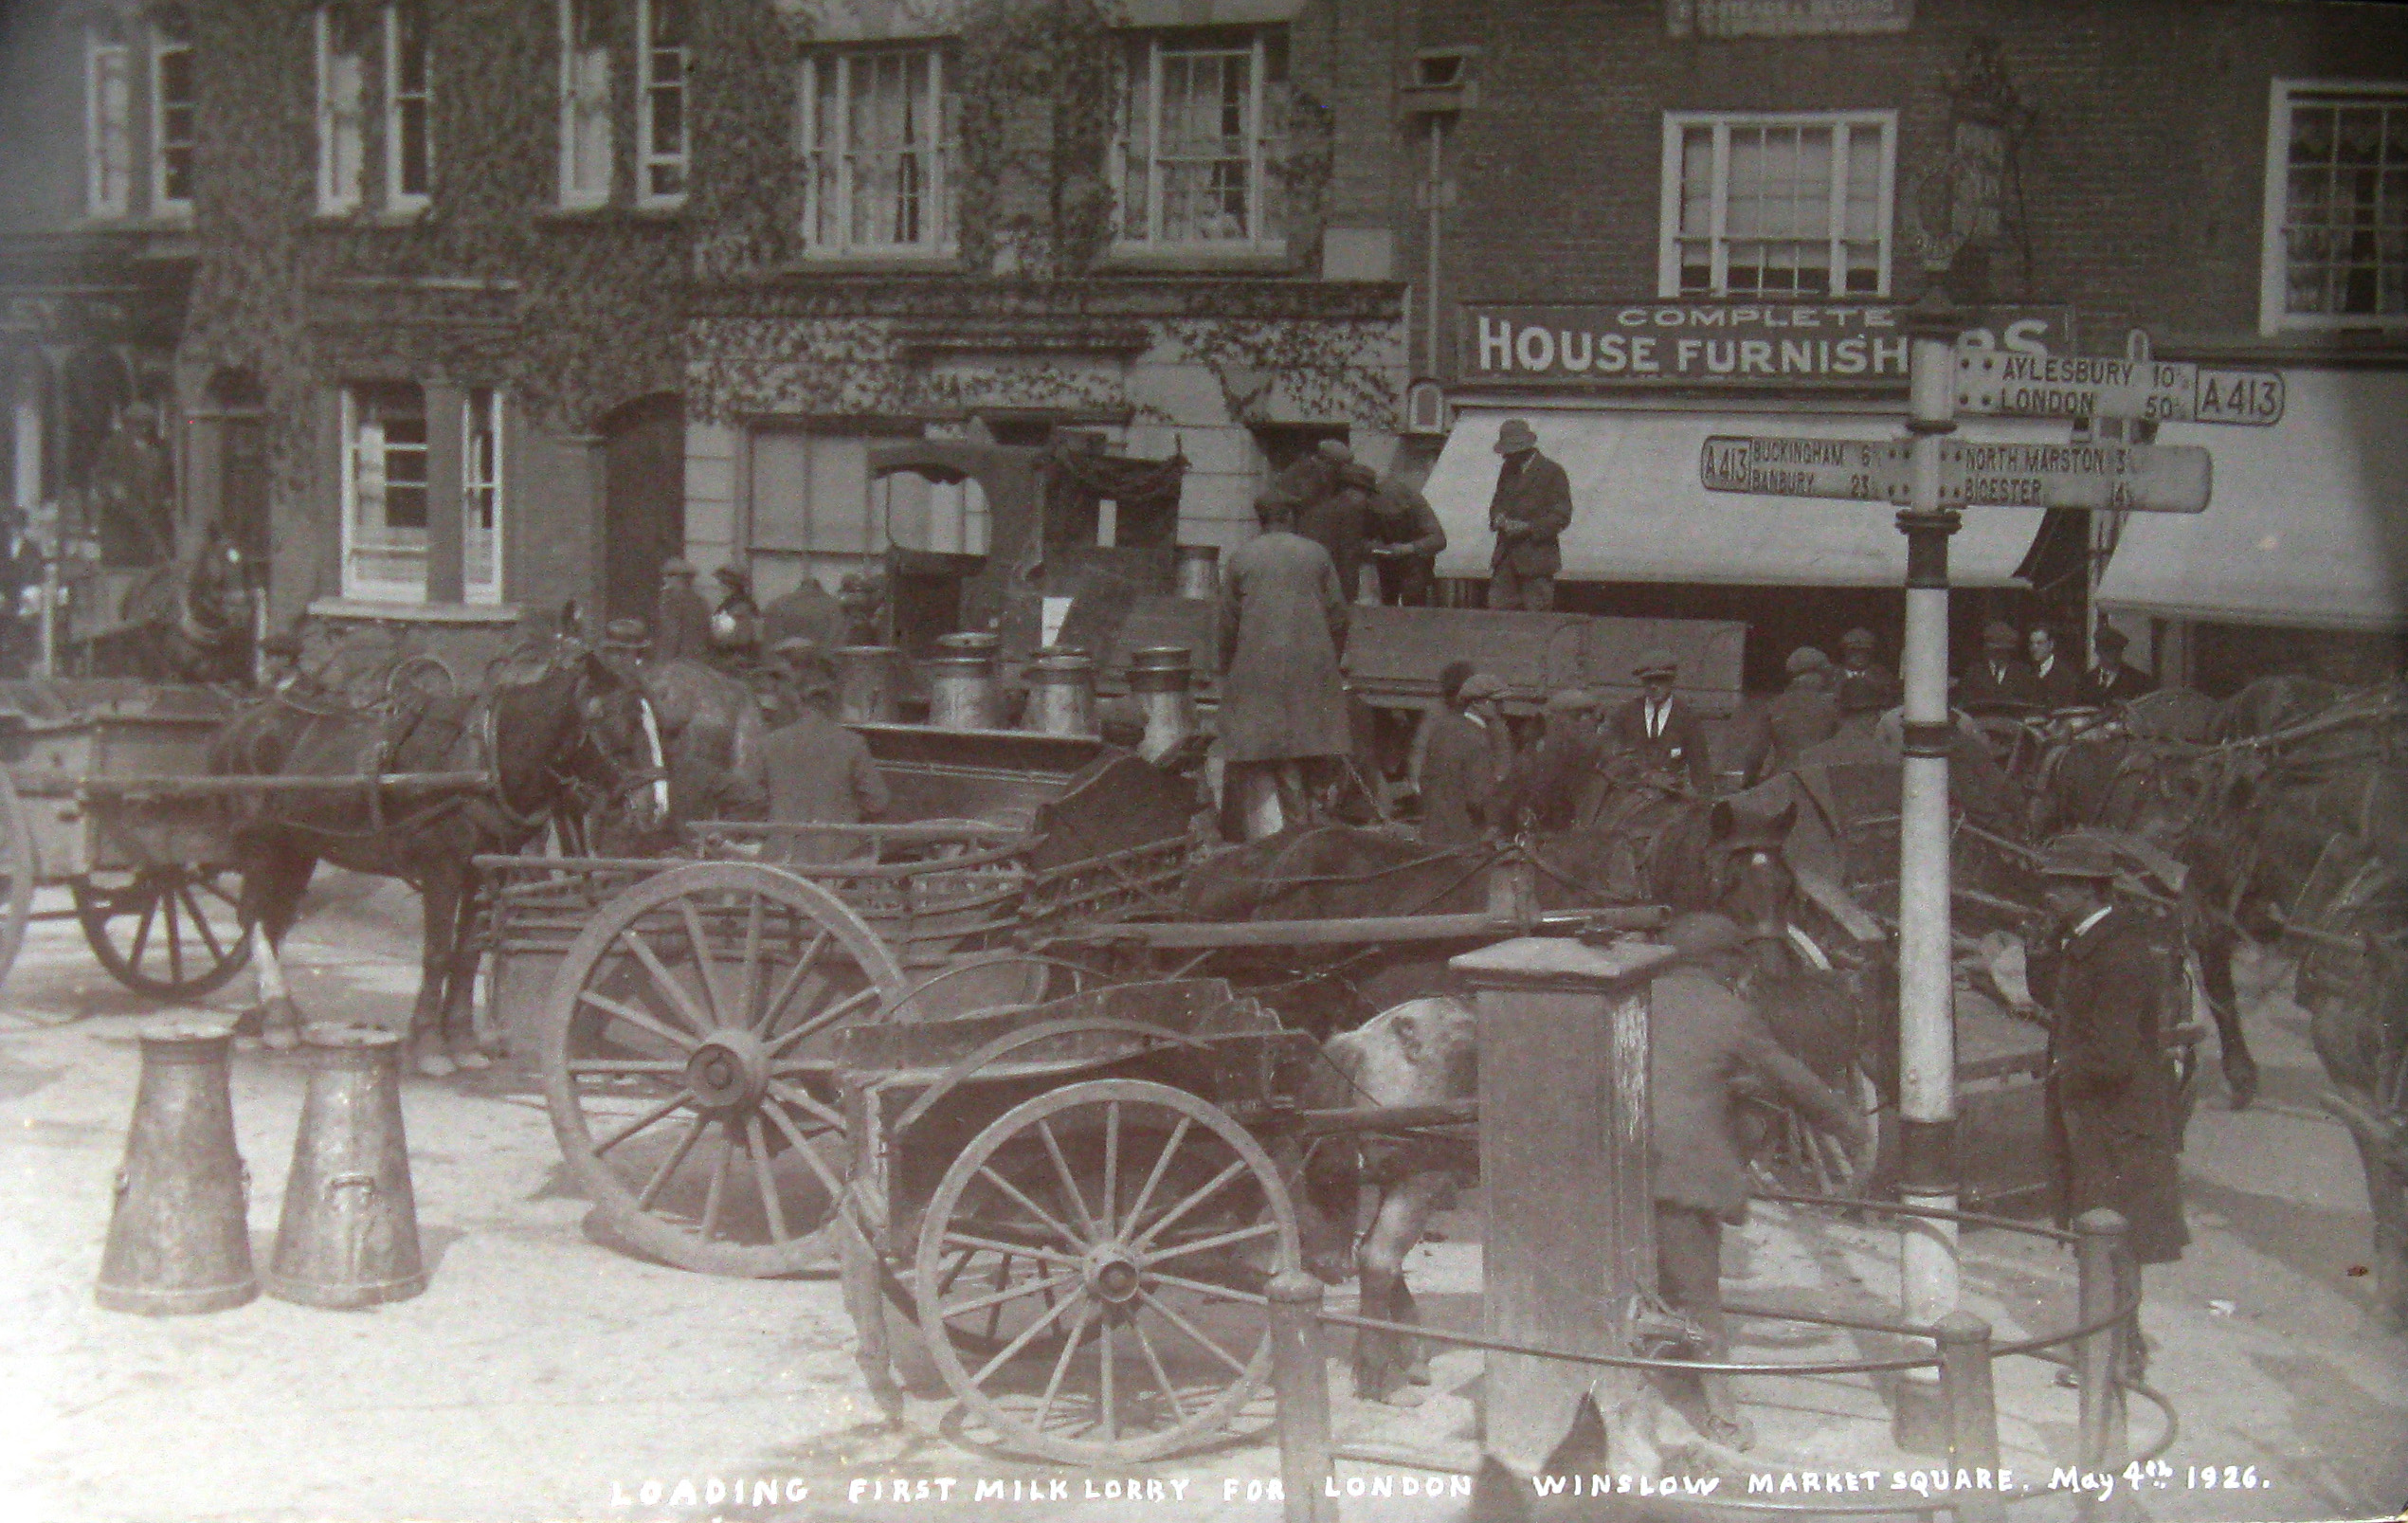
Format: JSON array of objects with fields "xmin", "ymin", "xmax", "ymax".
[{"xmin": 1459, "ymin": 301, "xmax": 2075, "ymax": 386}]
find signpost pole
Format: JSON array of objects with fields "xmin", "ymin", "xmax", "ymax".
[{"xmin": 1893, "ymin": 290, "xmax": 1964, "ymax": 1453}]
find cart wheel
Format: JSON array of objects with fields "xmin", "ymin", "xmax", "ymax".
[
  {"xmin": 73, "ymin": 866, "xmax": 253, "ymax": 999},
  {"xmin": 0, "ymin": 770, "xmax": 32, "ymax": 993},
  {"xmin": 540, "ymin": 861, "xmax": 905, "ymax": 1277},
  {"xmin": 913, "ymin": 1079, "xmax": 1300, "ymax": 1463}
]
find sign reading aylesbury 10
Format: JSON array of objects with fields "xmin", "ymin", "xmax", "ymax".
[{"xmin": 1459, "ymin": 301, "xmax": 2073, "ymax": 386}]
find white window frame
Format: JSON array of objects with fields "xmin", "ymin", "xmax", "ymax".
[
  {"xmin": 2259, "ymin": 79, "xmax": 2408, "ymax": 335},
  {"xmin": 1656, "ymin": 109, "xmax": 1896, "ymax": 299},
  {"xmin": 84, "ymin": 25, "xmax": 134, "ymax": 219},
  {"xmin": 1112, "ymin": 31, "xmax": 1278, "ymax": 254},
  {"xmin": 314, "ymin": 9, "xmax": 367, "ymax": 215},
  {"xmin": 339, "ymin": 383, "xmax": 431, "ymax": 605},
  {"xmin": 798, "ymin": 47, "xmax": 953, "ymax": 258},
  {"xmin": 383, "ymin": 5, "xmax": 432, "ymax": 214},
  {"xmin": 462, "ymin": 388, "xmax": 504, "ymax": 605},
  {"xmin": 636, "ymin": 0, "xmax": 688, "ymax": 208},
  {"xmin": 148, "ymin": 21, "xmax": 196, "ymax": 218},
  {"xmin": 558, "ymin": 0, "xmax": 614, "ymax": 209}
]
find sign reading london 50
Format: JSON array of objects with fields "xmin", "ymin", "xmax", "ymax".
[{"xmin": 1459, "ymin": 302, "xmax": 2073, "ymax": 387}]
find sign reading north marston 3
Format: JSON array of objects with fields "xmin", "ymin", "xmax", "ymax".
[
  {"xmin": 1461, "ymin": 302, "xmax": 2073, "ymax": 387},
  {"xmin": 1700, "ymin": 435, "xmax": 2212, "ymax": 513},
  {"xmin": 1957, "ymin": 351, "xmax": 2286, "ymax": 426}
]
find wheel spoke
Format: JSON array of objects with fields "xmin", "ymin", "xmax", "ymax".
[
  {"xmin": 940, "ymin": 1230, "xmax": 1081, "ymax": 1270},
  {"xmin": 635, "ymin": 1117, "xmax": 708, "ymax": 1209},
  {"xmin": 736, "ymin": 893, "xmax": 765, "ymax": 1028},
  {"xmin": 940, "ymin": 1266, "xmax": 1080, "ymax": 1322},
  {"xmin": 576, "ymin": 988, "xmax": 701, "ymax": 1053},
  {"xmin": 1141, "ymin": 1220, "xmax": 1279, "ymax": 1266},
  {"xmin": 756, "ymin": 931, "xmax": 830, "ymax": 1036},
  {"xmin": 1120, "ymin": 1116, "xmax": 1190, "ymax": 1238},
  {"xmin": 1101, "ymin": 1101, "xmax": 1120, "ymax": 1239},
  {"xmin": 1148, "ymin": 1270, "xmax": 1269, "ymax": 1307},
  {"xmin": 971, "ymin": 1165, "xmax": 1088, "ymax": 1254},
  {"xmin": 1035, "ymin": 1301, "xmax": 1095, "ymax": 1433},
  {"xmin": 192, "ymin": 874, "xmax": 241, "ymax": 911},
  {"xmin": 764, "ymin": 1079, "xmax": 845, "ymax": 1133},
  {"xmin": 675, "ymin": 895, "xmax": 727, "ymax": 1025},
  {"xmin": 622, "ymin": 929, "xmax": 715, "ymax": 1036},
  {"xmin": 1135, "ymin": 1288, "xmax": 1252, "ymax": 1377},
  {"xmin": 764, "ymin": 984, "xmax": 880, "ymax": 1054},
  {"xmin": 759, "ymin": 1090, "xmax": 848, "ymax": 1203},
  {"xmin": 592, "ymin": 1089, "xmax": 694, "ymax": 1156},
  {"xmin": 968, "ymin": 1285, "xmax": 1081, "ymax": 1388},
  {"xmin": 1037, "ymin": 1118, "xmax": 1100, "ymax": 1242},
  {"xmin": 567, "ymin": 1058, "xmax": 686, "ymax": 1075},
  {"xmin": 1132, "ymin": 1318, "xmax": 1189, "ymax": 1424},
  {"xmin": 984, "ymin": 1255, "xmax": 1011, "ymax": 1343},
  {"xmin": 162, "ymin": 882, "xmax": 184, "ymax": 986},
  {"xmin": 126, "ymin": 893, "xmax": 157, "ymax": 970},
  {"xmin": 1097, "ymin": 1318, "xmax": 1116, "ymax": 1439},
  {"xmin": 746, "ymin": 1114, "xmax": 790, "ymax": 1244},
  {"xmin": 176, "ymin": 884, "xmax": 226, "ymax": 963},
  {"xmin": 1130, "ymin": 1158, "xmax": 1250, "ymax": 1253},
  {"xmin": 698, "ymin": 1122, "xmax": 734, "ymax": 1242}
]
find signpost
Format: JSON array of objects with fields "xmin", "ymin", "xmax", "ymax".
[
  {"xmin": 1700, "ymin": 434, "xmax": 2212, "ymax": 513},
  {"xmin": 1957, "ymin": 349, "xmax": 2285, "ymax": 426}
]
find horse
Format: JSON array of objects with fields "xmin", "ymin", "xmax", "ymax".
[
  {"xmin": 117, "ymin": 526, "xmax": 256, "ymax": 685},
  {"xmin": 624, "ymin": 655, "xmax": 768, "ymax": 843},
  {"xmin": 212, "ymin": 638, "xmax": 667, "ymax": 1077}
]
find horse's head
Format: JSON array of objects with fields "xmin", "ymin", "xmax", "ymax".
[
  {"xmin": 1706, "ymin": 799, "xmax": 1801, "ymax": 976},
  {"xmin": 567, "ymin": 646, "xmax": 671, "ymax": 840},
  {"xmin": 491, "ymin": 643, "xmax": 669, "ymax": 842}
]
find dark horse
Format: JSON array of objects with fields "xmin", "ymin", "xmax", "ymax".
[
  {"xmin": 118, "ymin": 523, "xmax": 256, "ymax": 685},
  {"xmin": 212, "ymin": 639, "xmax": 665, "ymax": 1076}
]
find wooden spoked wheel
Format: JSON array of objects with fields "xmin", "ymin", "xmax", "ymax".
[
  {"xmin": 73, "ymin": 865, "xmax": 253, "ymax": 999},
  {"xmin": 540, "ymin": 861, "xmax": 905, "ymax": 1277},
  {"xmin": 912, "ymin": 1079, "xmax": 1299, "ymax": 1463},
  {"xmin": 0, "ymin": 770, "xmax": 31, "ymax": 993}
]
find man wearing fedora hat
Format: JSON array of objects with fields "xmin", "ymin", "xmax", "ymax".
[
  {"xmin": 1607, "ymin": 651, "xmax": 1713, "ymax": 792},
  {"xmin": 2078, "ymin": 623, "xmax": 2156, "ymax": 704},
  {"xmin": 1958, "ymin": 618, "xmax": 2041, "ymax": 712},
  {"xmin": 1485, "ymin": 418, "xmax": 1573, "ymax": 611}
]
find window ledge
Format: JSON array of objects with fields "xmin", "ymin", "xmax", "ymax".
[
  {"xmin": 788, "ymin": 250, "xmax": 965, "ymax": 275},
  {"xmin": 1097, "ymin": 242, "xmax": 1295, "ymax": 275},
  {"xmin": 535, "ymin": 200, "xmax": 619, "ymax": 224},
  {"xmin": 311, "ymin": 598, "xmax": 521, "ymax": 625}
]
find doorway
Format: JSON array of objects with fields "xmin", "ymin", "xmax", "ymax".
[{"xmin": 601, "ymin": 394, "xmax": 684, "ymax": 625}]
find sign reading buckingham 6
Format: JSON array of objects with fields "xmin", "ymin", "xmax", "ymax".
[{"xmin": 1460, "ymin": 301, "xmax": 2074, "ymax": 386}]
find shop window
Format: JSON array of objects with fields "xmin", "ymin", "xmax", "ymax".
[
  {"xmin": 463, "ymin": 388, "xmax": 504, "ymax": 604},
  {"xmin": 1659, "ymin": 111, "xmax": 1893, "ymax": 298},
  {"xmin": 801, "ymin": 48, "xmax": 951, "ymax": 255},
  {"xmin": 638, "ymin": 0, "xmax": 689, "ymax": 206},
  {"xmin": 315, "ymin": 8, "xmax": 369, "ymax": 214},
  {"xmin": 385, "ymin": 5, "xmax": 432, "ymax": 212},
  {"xmin": 750, "ymin": 430, "xmax": 876, "ymax": 557},
  {"xmin": 84, "ymin": 21, "xmax": 134, "ymax": 218},
  {"xmin": 1115, "ymin": 31, "xmax": 1282, "ymax": 250},
  {"xmin": 2262, "ymin": 81, "xmax": 2408, "ymax": 332},
  {"xmin": 341, "ymin": 383, "xmax": 428, "ymax": 602},
  {"xmin": 150, "ymin": 15, "xmax": 196, "ymax": 214},
  {"xmin": 559, "ymin": 0, "xmax": 613, "ymax": 208}
]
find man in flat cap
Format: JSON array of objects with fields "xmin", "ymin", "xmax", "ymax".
[
  {"xmin": 2029, "ymin": 839, "xmax": 2190, "ymax": 1344},
  {"xmin": 1298, "ymin": 459, "xmax": 1375, "ymax": 606},
  {"xmin": 1607, "ymin": 651, "xmax": 1712, "ymax": 792},
  {"xmin": 1486, "ymin": 418, "xmax": 1573, "ymax": 611},
  {"xmin": 1417, "ymin": 666, "xmax": 1514, "ymax": 847},
  {"xmin": 1958, "ymin": 618, "xmax": 2040, "ymax": 712},
  {"xmin": 1836, "ymin": 626, "xmax": 1900, "ymax": 711},
  {"xmin": 735, "ymin": 654, "xmax": 889, "ymax": 867},
  {"xmin": 1506, "ymin": 687, "xmax": 1604, "ymax": 831},
  {"xmin": 1366, "ymin": 470, "xmax": 1447, "ymax": 607},
  {"xmin": 1747, "ymin": 645, "xmax": 1840, "ymax": 785},
  {"xmin": 654, "ymin": 556, "xmax": 713, "ymax": 664},
  {"xmin": 2078, "ymin": 624, "xmax": 2155, "ymax": 705},
  {"xmin": 1218, "ymin": 492, "xmax": 1353, "ymax": 837}
]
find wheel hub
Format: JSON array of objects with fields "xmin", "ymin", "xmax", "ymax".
[
  {"xmin": 1084, "ymin": 1244, "xmax": 1145, "ymax": 1305},
  {"xmin": 684, "ymin": 1029, "xmax": 769, "ymax": 1112}
]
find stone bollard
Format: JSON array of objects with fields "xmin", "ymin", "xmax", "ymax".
[
  {"xmin": 264, "ymin": 1025, "xmax": 428, "ymax": 1309},
  {"xmin": 97, "ymin": 1019, "xmax": 258, "ymax": 1315},
  {"xmin": 1127, "ymin": 646, "xmax": 1199, "ymax": 763},
  {"xmin": 1175, "ymin": 544, "xmax": 1220, "ymax": 600},
  {"xmin": 1023, "ymin": 652, "xmax": 1098, "ymax": 736},
  {"xmin": 833, "ymin": 645, "xmax": 899, "ymax": 724},
  {"xmin": 2073, "ymin": 1208, "xmax": 2131, "ymax": 1517},
  {"xmin": 1934, "ymin": 1310, "xmax": 2005, "ymax": 1523},
  {"xmin": 1268, "ymin": 1272, "xmax": 1336, "ymax": 1523}
]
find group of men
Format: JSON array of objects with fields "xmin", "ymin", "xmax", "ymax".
[
  {"xmin": 1960, "ymin": 617, "xmax": 2155, "ymax": 711},
  {"xmin": 651, "ymin": 555, "xmax": 883, "ymax": 673},
  {"xmin": 1264, "ymin": 438, "xmax": 1451, "ymax": 607}
]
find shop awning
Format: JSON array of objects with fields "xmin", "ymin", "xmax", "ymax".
[
  {"xmin": 2096, "ymin": 369, "xmax": 2408, "ymax": 632},
  {"xmin": 1424, "ymin": 406, "xmax": 2054, "ymax": 589}
]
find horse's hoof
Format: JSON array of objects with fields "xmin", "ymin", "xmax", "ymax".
[
  {"xmin": 410, "ymin": 1039, "xmax": 457, "ymax": 1079},
  {"xmin": 450, "ymin": 1045, "xmax": 494, "ymax": 1073},
  {"xmin": 1372, "ymin": 1386, "xmax": 1426, "ymax": 1408}
]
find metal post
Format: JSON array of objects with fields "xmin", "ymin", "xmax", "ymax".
[
  {"xmin": 1933, "ymin": 1310, "xmax": 2005, "ymax": 1523},
  {"xmin": 1892, "ymin": 293, "xmax": 1965, "ymax": 1451},
  {"xmin": 1268, "ymin": 1271, "xmax": 1335, "ymax": 1523},
  {"xmin": 2073, "ymin": 1207, "xmax": 2130, "ymax": 1505}
]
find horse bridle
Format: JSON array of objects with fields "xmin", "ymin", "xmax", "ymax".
[{"xmin": 483, "ymin": 657, "xmax": 666, "ymax": 833}]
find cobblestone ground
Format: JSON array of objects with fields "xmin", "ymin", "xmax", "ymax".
[{"xmin": 2, "ymin": 879, "xmax": 2401, "ymax": 1523}]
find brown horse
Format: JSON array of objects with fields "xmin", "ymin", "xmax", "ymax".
[
  {"xmin": 116, "ymin": 525, "xmax": 257, "ymax": 685},
  {"xmin": 213, "ymin": 639, "xmax": 665, "ymax": 1076}
]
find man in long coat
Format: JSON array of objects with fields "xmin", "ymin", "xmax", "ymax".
[
  {"xmin": 1217, "ymin": 495, "xmax": 1352, "ymax": 837},
  {"xmin": 654, "ymin": 557, "xmax": 713, "ymax": 663},
  {"xmin": 1747, "ymin": 646, "xmax": 1839, "ymax": 784},
  {"xmin": 2031, "ymin": 842, "xmax": 2190, "ymax": 1287},
  {"xmin": 1486, "ymin": 418, "xmax": 1574, "ymax": 611},
  {"xmin": 1417, "ymin": 669, "xmax": 1512, "ymax": 847},
  {"xmin": 1367, "ymin": 472, "xmax": 1447, "ymax": 606},
  {"xmin": 1652, "ymin": 912, "xmax": 1868, "ymax": 1452},
  {"xmin": 736, "ymin": 660, "xmax": 890, "ymax": 866},
  {"xmin": 1297, "ymin": 461, "xmax": 1374, "ymax": 606}
]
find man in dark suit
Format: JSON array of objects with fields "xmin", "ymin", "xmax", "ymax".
[
  {"xmin": 1298, "ymin": 461, "xmax": 1374, "ymax": 605},
  {"xmin": 1837, "ymin": 626, "xmax": 1900, "ymax": 710},
  {"xmin": 1607, "ymin": 650, "xmax": 1713, "ymax": 792},
  {"xmin": 1417, "ymin": 668, "xmax": 1513, "ymax": 846},
  {"xmin": 654, "ymin": 556, "xmax": 713, "ymax": 664},
  {"xmin": 1485, "ymin": 418, "xmax": 1573, "ymax": 611},
  {"xmin": 2027, "ymin": 624, "xmax": 2082, "ymax": 709},
  {"xmin": 2078, "ymin": 624, "xmax": 2156, "ymax": 704},
  {"xmin": 1651, "ymin": 912, "xmax": 1868, "ymax": 1451},
  {"xmin": 1366, "ymin": 471, "xmax": 1447, "ymax": 607},
  {"xmin": 1957, "ymin": 619, "xmax": 2040, "ymax": 711}
]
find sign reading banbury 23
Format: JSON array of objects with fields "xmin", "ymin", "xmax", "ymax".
[{"xmin": 1461, "ymin": 302, "xmax": 2073, "ymax": 386}]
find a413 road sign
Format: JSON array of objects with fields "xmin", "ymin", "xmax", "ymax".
[
  {"xmin": 1699, "ymin": 433, "xmax": 2212, "ymax": 513},
  {"xmin": 1956, "ymin": 350, "xmax": 2285, "ymax": 426}
]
